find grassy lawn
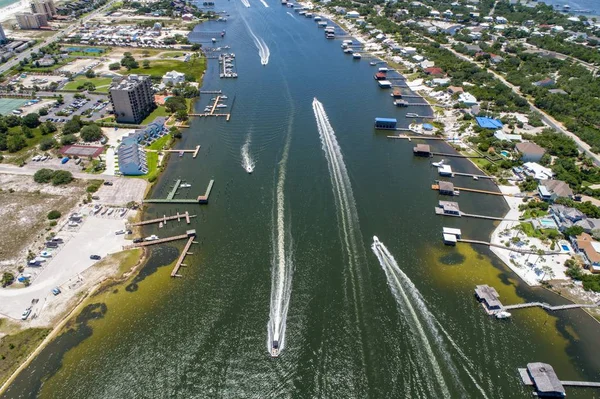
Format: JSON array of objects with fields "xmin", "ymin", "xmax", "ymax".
[
  {"xmin": 63, "ymin": 77, "xmax": 113, "ymax": 93},
  {"xmin": 159, "ymin": 52, "xmax": 186, "ymax": 59},
  {"xmin": 148, "ymin": 134, "xmax": 172, "ymax": 151},
  {"xmin": 0, "ymin": 127, "xmax": 48, "ymax": 161},
  {"xmin": 20, "ymin": 57, "xmax": 75, "ymax": 73},
  {"xmin": 142, "ymin": 106, "xmax": 170, "ymax": 125},
  {"xmin": 123, "ymin": 58, "xmax": 207, "ymax": 83},
  {"xmin": 0, "ymin": 327, "xmax": 51, "ymax": 387}
]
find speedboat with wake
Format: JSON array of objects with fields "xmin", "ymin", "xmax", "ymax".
[
  {"xmin": 271, "ymin": 340, "xmax": 280, "ymax": 357},
  {"xmin": 431, "ymin": 159, "xmax": 445, "ymax": 167},
  {"xmin": 495, "ymin": 311, "xmax": 511, "ymax": 319},
  {"xmin": 180, "ymin": 183, "xmax": 191, "ymax": 188}
]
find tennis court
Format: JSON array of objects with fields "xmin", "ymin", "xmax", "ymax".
[{"xmin": 0, "ymin": 98, "xmax": 29, "ymax": 115}]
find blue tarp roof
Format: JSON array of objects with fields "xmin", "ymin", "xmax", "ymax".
[
  {"xmin": 375, "ymin": 118, "xmax": 397, "ymax": 123},
  {"xmin": 476, "ymin": 117, "xmax": 503, "ymax": 129}
]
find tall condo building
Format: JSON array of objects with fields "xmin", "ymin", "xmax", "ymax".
[
  {"xmin": 16, "ymin": 13, "xmax": 48, "ymax": 29},
  {"xmin": 109, "ymin": 75, "xmax": 155, "ymax": 124},
  {"xmin": 30, "ymin": 0, "xmax": 56, "ymax": 19}
]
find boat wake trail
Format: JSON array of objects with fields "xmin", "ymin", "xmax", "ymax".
[
  {"xmin": 240, "ymin": 0, "xmax": 250, "ymax": 7},
  {"xmin": 244, "ymin": 21, "xmax": 270, "ymax": 65},
  {"xmin": 241, "ymin": 132, "xmax": 255, "ymax": 173},
  {"xmin": 312, "ymin": 98, "xmax": 369, "ymax": 379},
  {"xmin": 371, "ymin": 237, "xmax": 479, "ymax": 398},
  {"xmin": 286, "ymin": 11, "xmax": 295, "ymax": 18},
  {"xmin": 266, "ymin": 114, "xmax": 294, "ymax": 357},
  {"xmin": 260, "ymin": 0, "xmax": 269, "ymax": 7}
]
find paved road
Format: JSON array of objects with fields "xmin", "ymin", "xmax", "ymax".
[
  {"xmin": 0, "ymin": 1, "xmax": 117, "ymax": 75},
  {"xmin": 0, "ymin": 163, "xmax": 119, "ymax": 181},
  {"xmin": 441, "ymin": 44, "xmax": 600, "ymax": 166}
]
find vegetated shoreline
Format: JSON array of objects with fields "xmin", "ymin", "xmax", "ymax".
[{"xmin": 0, "ymin": 247, "xmax": 149, "ymax": 395}]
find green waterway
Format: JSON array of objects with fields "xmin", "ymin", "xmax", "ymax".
[{"xmin": 3, "ymin": 2, "xmax": 600, "ymax": 398}]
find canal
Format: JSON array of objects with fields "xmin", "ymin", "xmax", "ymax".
[{"xmin": 3, "ymin": 1, "xmax": 600, "ymax": 398}]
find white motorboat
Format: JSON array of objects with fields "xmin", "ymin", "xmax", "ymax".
[
  {"xmin": 495, "ymin": 311, "xmax": 512, "ymax": 319},
  {"xmin": 216, "ymin": 104, "xmax": 227, "ymax": 108},
  {"xmin": 369, "ymin": 61, "xmax": 377, "ymax": 66},
  {"xmin": 353, "ymin": 53, "xmax": 362, "ymax": 59},
  {"xmin": 144, "ymin": 235, "xmax": 159, "ymax": 241},
  {"xmin": 271, "ymin": 340, "xmax": 280, "ymax": 357},
  {"xmin": 221, "ymin": 95, "xmax": 228, "ymax": 99},
  {"xmin": 180, "ymin": 183, "xmax": 192, "ymax": 188},
  {"xmin": 431, "ymin": 159, "xmax": 446, "ymax": 167},
  {"xmin": 473, "ymin": 176, "xmax": 479, "ymax": 181}
]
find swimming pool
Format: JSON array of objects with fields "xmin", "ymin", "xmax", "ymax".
[
  {"xmin": 539, "ymin": 218, "xmax": 558, "ymax": 229},
  {"xmin": 500, "ymin": 150, "xmax": 510, "ymax": 157}
]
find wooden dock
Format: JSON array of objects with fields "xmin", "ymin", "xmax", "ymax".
[
  {"xmin": 144, "ymin": 179, "xmax": 215, "ymax": 204},
  {"xmin": 171, "ymin": 235, "xmax": 197, "ymax": 277},
  {"xmin": 200, "ymin": 90, "xmax": 222, "ymax": 94},
  {"xmin": 145, "ymin": 145, "xmax": 200, "ymax": 158},
  {"xmin": 431, "ymin": 185, "xmax": 508, "ymax": 197},
  {"xmin": 386, "ymin": 135, "xmax": 445, "ymax": 140},
  {"xmin": 561, "ymin": 381, "xmax": 600, "ymax": 388},
  {"xmin": 503, "ymin": 302, "xmax": 599, "ymax": 311},
  {"xmin": 452, "ymin": 171, "xmax": 495, "ymax": 180},
  {"xmin": 123, "ymin": 232, "xmax": 191, "ymax": 249},
  {"xmin": 129, "ymin": 211, "xmax": 195, "ymax": 227},
  {"xmin": 188, "ymin": 95, "xmax": 231, "ymax": 121}
]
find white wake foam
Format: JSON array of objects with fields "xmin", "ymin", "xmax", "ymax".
[
  {"xmin": 240, "ymin": 0, "xmax": 250, "ymax": 7},
  {"xmin": 241, "ymin": 133, "xmax": 255, "ymax": 173},
  {"xmin": 260, "ymin": 0, "xmax": 269, "ymax": 7}
]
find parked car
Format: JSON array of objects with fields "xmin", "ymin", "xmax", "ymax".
[
  {"xmin": 133, "ymin": 238, "xmax": 143, "ymax": 243},
  {"xmin": 51, "ymin": 287, "xmax": 61, "ymax": 296},
  {"xmin": 21, "ymin": 308, "xmax": 32, "ymax": 320},
  {"xmin": 115, "ymin": 230, "xmax": 125, "ymax": 235},
  {"xmin": 91, "ymin": 195, "xmax": 100, "ymax": 200},
  {"xmin": 90, "ymin": 255, "xmax": 101, "ymax": 260},
  {"xmin": 103, "ymin": 181, "xmax": 113, "ymax": 186}
]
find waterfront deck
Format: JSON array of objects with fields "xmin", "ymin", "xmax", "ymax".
[
  {"xmin": 171, "ymin": 235, "xmax": 197, "ymax": 277},
  {"xmin": 123, "ymin": 233, "xmax": 191, "ymax": 249},
  {"xmin": 144, "ymin": 179, "xmax": 216, "ymax": 204},
  {"xmin": 129, "ymin": 211, "xmax": 195, "ymax": 227},
  {"xmin": 145, "ymin": 145, "xmax": 201, "ymax": 158}
]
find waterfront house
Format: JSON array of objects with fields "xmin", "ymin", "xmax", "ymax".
[
  {"xmin": 573, "ymin": 233, "xmax": 600, "ymax": 273},
  {"xmin": 162, "ymin": 70, "xmax": 185, "ymax": 85},
  {"xmin": 413, "ymin": 144, "xmax": 431, "ymax": 157},
  {"xmin": 117, "ymin": 136, "xmax": 148, "ymax": 176},
  {"xmin": 494, "ymin": 131, "xmax": 522, "ymax": 142},
  {"xmin": 574, "ymin": 218, "xmax": 600, "ymax": 235},
  {"xmin": 424, "ymin": 67, "xmax": 444, "ymax": 76},
  {"xmin": 346, "ymin": 10, "xmax": 360, "ymax": 18},
  {"xmin": 523, "ymin": 162, "xmax": 553, "ymax": 181},
  {"xmin": 436, "ymin": 200, "xmax": 460, "ymax": 216},
  {"xmin": 516, "ymin": 142, "xmax": 546, "ymax": 162},
  {"xmin": 474, "ymin": 285, "xmax": 502, "ymax": 312},
  {"xmin": 538, "ymin": 179, "xmax": 573, "ymax": 202},
  {"xmin": 458, "ymin": 92, "xmax": 478, "ymax": 106},
  {"xmin": 448, "ymin": 86, "xmax": 463, "ymax": 95},
  {"xmin": 438, "ymin": 181, "xmax": 458, "ymax": 196},
  {"xmin": 550, "ymin": 204, "xmax": 585, "ymax": 231}
]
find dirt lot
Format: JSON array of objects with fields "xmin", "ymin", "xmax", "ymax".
[{"xmin": 0, "ymin": 175, "xmax": 86, "ymax": 273}]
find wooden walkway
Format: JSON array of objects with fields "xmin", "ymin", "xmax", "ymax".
[
  {"xmin": 452, "ymin": 171, "xmax": 495, "ymax": 180},
  {"xmin": 561, "ymin": 381, "xmax": 600, "ymax": 388},
  {"xmin": 458, "ymin": 239, "xmax": 560, "ymax": 254},
  {"xmin": 144, "ymin": 179, "xmax": 215, "ymax": 204},
  {"xmin": 171, "ymin": 236, "xmax": 197, "ymax": 277},
  {"xmin": 503, "ymin": 302, "xmax": 599, "ymax": 311},
  {"xmin": 386, "ymin": 135, "xmax": 445, "ymax": 140},
  {"xmin": 123, "ymin": 233, "xmax": 190, "ymax": 249},
  {"xmin": 129, "ymin": 211, "xmax": 195, "ymax": 227},
  {"xmin": 145, "ymin": 145, "xmax": 200, "ymax": 158}
]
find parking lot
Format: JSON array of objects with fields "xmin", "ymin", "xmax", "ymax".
[
  {"xmin": 94, "ymin": 178, "xmax": 147, "ymax": 206},
  {"xmin": 0, "ymin": 210, "xmax": 130, "ymax": 321},
  {"xmin": 40, "ymin": 92, "xmax": 112, "ymax": 123}
]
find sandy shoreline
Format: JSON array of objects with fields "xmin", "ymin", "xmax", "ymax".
[{"xmin": 0, "ymin": 0, "xmax": 29, "ymax": 23}]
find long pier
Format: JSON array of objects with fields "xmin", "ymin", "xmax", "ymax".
[
  {"xmin": 452, "ymin": 171, "xmax": 495, "ymax": 180},
  {"xmin": 145, "ymin": 145, "xmax": 200, "ymax": 158},
  {"xmin": 387, "ymin": 135, "xmax": 446, "ymax": 140},
  {"xmin": 503, "ymin": 302, "xmax": 599, "ymax": 311},
  {"xmin": 144, "ymin": 179, "xmax": 215, "ymax": 204},
  {"xmin": 171, "ymin": 235, "xmax": 197, "ymax": 277},
  {"xmin": 123, "ymin": 233, "xmax": 190, "ymax": 249},
  {"xmin": 200, "ymin": 90, "xmax": 222, "ymax": 94},
  {"xmin": 129, "ymin": 211, "xmax": 195, "ymax": 226},
  {"xmin": 432, "ymin": 185, "xmax": 508, "ymax": 196}
]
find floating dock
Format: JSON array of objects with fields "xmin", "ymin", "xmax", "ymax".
[
  {"xmin": 129, "ymin": 211, "xmax": 195, "ymax": 227},
  {"xmin": 144, "ymin": 180, "xmax": 215, "ymax": 204},
  {"xmin": 171, "ymin": 232, "xmax": 198, "ymax": 277},
  {"xmin": 145, "ymin": 145, "xmax": 200, "ymax": 158},
  {"xmin": 123, "ymin": 231, "xmax": 193, "ymax": 250}
]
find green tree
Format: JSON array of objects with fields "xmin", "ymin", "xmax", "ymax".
[
  {"xmin": 80, "ymin": 124, "xmax": 103, "ymax": 142},
  {"xmin": 1, "ymin": 272, "xmax": 15, "ymax": 287},
  {"xmin": 51, "ymin": 170, "xmax": 73, "ymax": 185},
  {"xmin": 6, "ymin": 133, "xmax": 26, "ymax": 152},
  {"xmin": 109, "ymin": 62, "xmax": 121, "ymax": 70},
  {"xmin": 142, "ymin": 60, "xmax": 150, "ymax": 69},
  {"xmin": 62, "ymin": 118, "xmax": 82, "ymax": 135},
  {"xmin": 60, "ymin": 134, "xmax": 77, "ymax": 145},
  {"xmin": 175, "ymin": 109, "xmax": 188, "ymax": 121},
  {"xmin": 47, "ymin": 210, "xmax": 61, "ymax": 220},
  {"xmin": 21, "ymin": 125, "xmax": 33, "ymax": 138},
  {"xmin": 85, "ymin": 69, "xmax": 96, "ymax": 78},
  {"xmin": 21, "ymin": 113, "xmax": 40, "ymax": 128},
  {"xmin": 39, "ymin": 137, "xmax": 57, "ymax": 151},
  {"xmin": 164, "ymin": 96, "xmax": 187, "ymax": 113},
  {"xmin": 33, "ymin": 168, "xmax": 55, "ymax": 183}
]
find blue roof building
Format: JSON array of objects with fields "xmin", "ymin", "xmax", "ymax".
[
  {"xmin": 476, "ymin": 117, "xmax": 503, "ymax": 129},
  {"xmin": 118, "ymin": 136, "xmax": 148, "ymax": 176},
  {"xmin": 374, "ymin": 117, "xmax": 397, "ymax": 129}
]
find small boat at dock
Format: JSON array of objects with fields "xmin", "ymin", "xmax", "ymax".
[
  {"xmin": 179, "ymin": 151, "xmax": 184, "ymax": 157},
  {"xmin": 431, "ymin": 159, "xmax": 445, "ymax": 167},
  {"xmin": 352, "ymin": 53, "xmax": 362, "ymax": 59},
  {"xmin": 406, "ymin": 113, "xmax": 419, "ymax": 118},
  {"xmin": 495, "ymin": 311, "xmax": 511, "ymax": 319}
]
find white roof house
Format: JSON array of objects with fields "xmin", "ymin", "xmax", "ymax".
[
  {"xmin": 162, "ymin": 70, "xmax": 185, "ymax": 85},
  {"xmin": 458, "ymin": 92, "xmax": 478, "ymax": 106},
  {"xmin": 523, "ymin": 162, "xmax": 553, "ymax": 180},
  {"xmin": 346, "ymin": 10, "xmax": 360, "ymax": 18}
]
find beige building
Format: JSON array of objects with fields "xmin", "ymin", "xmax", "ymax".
[
  {"xmin": 109, "ymin": 75, "xmax": 155, "ymax": 124},
  {"xmin": 30, "ymin": 0, "xmax": 56, "ymax": 19},
  {"xmin": 16, "ymin": 13, "xmax": 48, "ymax": 29}
]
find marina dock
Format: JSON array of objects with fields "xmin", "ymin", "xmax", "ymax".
[
  {"xmin": 171, "ymin": 233, "xmax": 198, "ymax": 277},
  {"xmin": 144, "ymin": 179, "xmax": 215, "ymax": 204},
  {"xmin": 145, "ymin": 145, "xmax": 201, "ymax": 158},
  {"xmin": 189, "ymin": 95, "xmax": 231, "ymax": 121},
  {"xmin": 123, "ymin": 231, "xmax": 194, "ymax": 249},
  {"xmin": 519, "ymin": 362, "xmax": 600, "ymax": 396},
  {"xmin": 129, "ymin": 211, "xmax": 195, "ymax": 227}
]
